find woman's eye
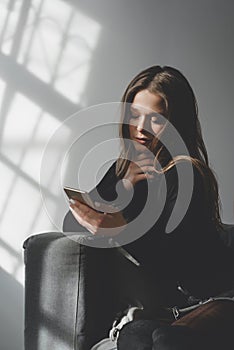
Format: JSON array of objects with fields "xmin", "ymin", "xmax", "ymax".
[
  {"xmin": 151, "ymin": 116, "xmax": 158, "ymax": 122},
  {"xmin": 151, "ymin": 115, "xmax": 164, "ymax": 124},
  {"xmin": 130, "ymin": 113, "xmax": 140, "ymax": 118},
  {"xmin": 151, "ymin": 116, "xmax": 160, "ymax": 123}
]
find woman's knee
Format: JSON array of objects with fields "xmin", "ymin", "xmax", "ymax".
[
  {"xmin": 117, "ymin": 319, "xmax": 161, "ymax": 350},
  {"xmin": 152, "ymin": 325, "xmax": 204, "ymax": 350}
]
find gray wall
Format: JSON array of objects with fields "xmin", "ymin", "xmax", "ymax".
[
  {"xmin": 70, "ymin": 0, "xmax": 234, "ymax": 221},
  {"xmin": 0, "ymin": 0, "xmax": 233, "ymax": 349}
]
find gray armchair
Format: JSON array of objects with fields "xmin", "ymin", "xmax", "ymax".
[{"xmin": 23, "ymin": 212, "xmax": 234, "ymax": 350}]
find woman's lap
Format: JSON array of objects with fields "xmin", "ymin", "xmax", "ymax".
[
  {"xmin": 117, "ymin": 300, "xmax": 234, "ymax": 350},
  {"xmin": 117, "ymin": 320, "xmax": 161, "ymax": 350},
  {"xmin": 117, "ymin": 321, "xmax": 202, "ymax": 350}
]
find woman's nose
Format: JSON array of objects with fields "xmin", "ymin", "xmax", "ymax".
[{"xmin": 136, "ymin": 116, "xmax": 149, "ymax": 131}]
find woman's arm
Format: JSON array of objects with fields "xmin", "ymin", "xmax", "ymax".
[
  {"xmin": 63, "ymin": 161, "xmax": 120, "ymax": 233},
  {"xmin": 69, "ymin": 199, "xmax": 127, "ymax": 236}
]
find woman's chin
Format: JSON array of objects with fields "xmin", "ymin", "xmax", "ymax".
[{"xmin": 133, "ymin": 142, "xmax": 151, "ymax": 153}]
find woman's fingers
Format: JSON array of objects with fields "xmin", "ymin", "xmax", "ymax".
[
  {"xmin": 70, "ymin": 200, "xmax": 101, "ymax": 225},
  {"xmin": 94, "ymin": 201, "xmax": 119, "ymax": 213},
  {"xmin": 136, "ymin": 157, "xmax": 155, "ymax": 166},
  {"xmin": 122, "ymin": 158, "xmax": 156, "ymax": 189},
  {"xmin": 131, "ymin": 161, "xmax": 155, "ymax": 174},
  {"xmin": 69, "ymin": 199, "xmax": 125, "ymax": 235},
  {"xmin": 136, "ymin": 165, "xmax": 156, "ymax": 174},
  {"xmin": 130, "ymin": 159, "xmax": 155, "ymax": 173},
  {"xmin": 137, "ymin": 172, "xmax": 155, "ymax": 181},
  {"xmin": 135, "ymin": 151, "xmax": 154, "ymax": 160}
]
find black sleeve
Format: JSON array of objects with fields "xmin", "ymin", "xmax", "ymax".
[
  {"xmin": 63, "ymin": 161, "xmax": 120, "ymax": 232},
  {"xmin": 159, "ymin": 162, "xmax": 210, "ymax": 236},
  {"xmin": 157, "ymin": 163, "xmax": 234, "ymax": 297},
  {"xmin": 88, "ymin": 161, "xmax": 120, "ymax": 202},
  {"xmin": 123, "ymin": 162, "xmax": 215, "ymax": 274}
]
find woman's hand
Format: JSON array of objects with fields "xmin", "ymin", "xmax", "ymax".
[
  {"xmin": 122, "ymin": 152, "xmax": 156, "ymax": 191},
  {"xmin": 69, "ymin": 199, "xmax": 127, "ymax": 236}
]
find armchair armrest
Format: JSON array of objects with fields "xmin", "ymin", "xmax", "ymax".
[
  {"xmin": 23, "ymin": 232, "xmax": 125, "ymax": 350},
  {"xmin": 23, "ymin": 217, "xmax": 234, "ymax": 350}
]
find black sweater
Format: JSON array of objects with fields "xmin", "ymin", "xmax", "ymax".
[{"xmin": 64, "ymin": 160, "xmax": 234, "ymax": 306}]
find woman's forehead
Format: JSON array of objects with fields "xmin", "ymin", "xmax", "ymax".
[{"xmin": 131, "ymin": 90, "xmax": 165, "ymax": 114}]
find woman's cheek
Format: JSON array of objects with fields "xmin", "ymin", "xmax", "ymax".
[{"xmin": 128, "ymin": 124, "xmax": 135, "ymax": 139}]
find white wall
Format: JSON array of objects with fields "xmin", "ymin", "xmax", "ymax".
[{"xmin": 0, "ymin": 0, "xmax": 233, "ymax": 348}]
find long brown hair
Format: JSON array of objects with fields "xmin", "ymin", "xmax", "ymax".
[{"xmin": 116, "ymin": 65, "xmax": 222, "ymax": 229}]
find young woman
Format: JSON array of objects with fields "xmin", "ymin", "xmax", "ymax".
[{"xmin": 67, "ymin": 65, "xmax": 234, "ymax": 350}]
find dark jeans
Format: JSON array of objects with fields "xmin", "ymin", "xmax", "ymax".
[
  {"xmin": 117, "ymin": 321, "xmax": 203, "ymax": 350},
  {"xmin": 117, "ymin": 300, "xmax": 234, "ymax": 350}
]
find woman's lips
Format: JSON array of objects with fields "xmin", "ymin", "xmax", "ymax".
[{"xmin": 134, "ymin": 137, "xmax": 150, "ymax": 144}]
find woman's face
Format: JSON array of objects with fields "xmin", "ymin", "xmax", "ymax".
[{"xmin": 128, "ymin": 89, "xmax": 166, "ymax": 152}]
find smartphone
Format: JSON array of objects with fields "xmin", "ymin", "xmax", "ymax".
[
  {"xmin": 63, "ymin": 186, "xmax": 96, "ymax": 209},
  {"xmin": 64, "ymin": 186, "xmax": 119, "ymax": 214}
]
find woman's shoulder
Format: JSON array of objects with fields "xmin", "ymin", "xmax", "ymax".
[
  {"xmin": 162, "ymin": 160, "xmax": 205, "ymax": 198},
  {"xmin": 159, "ymin": 160, "xmax": 212, "ymax": 227},
  {"xmin": 164, "ymin": 159, "xmax": 208, "ymax": 189}
]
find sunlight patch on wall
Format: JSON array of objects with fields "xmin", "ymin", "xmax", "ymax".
[
  {"xmin": 15, "ymin": 263, "xmax": 24, "ymax": 285},
  {"xmin": 0, "ymin": 0, "xmax": 101, "ymax": 285},
  {"xmin": 0, "ymin": 78, "xmax": 6, "ymax": 101},
  {"xmin": 13, "ymin": 0, "xmax": 101, "ymax": 105},
  {"xmin": 0, "ymin": 245, "xmax": 19, "ymax": 278},
  {"xmin": 1, "ymin": 92, "xmax": 70, "ymax": 183},
  {"xmin": 0, "ymin": 93, "xmax": 71, "ymax": 284},
  {"xmin": 1, "ymin": 92, "xmax": 42, "ymax": 166},
  {"xmin": 0, "ymin": 0, "xmax": 21, "ymax": 55},
  {"xmin": 0, "ymin": 170, "xmax": 54, "ymax": 250}
]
